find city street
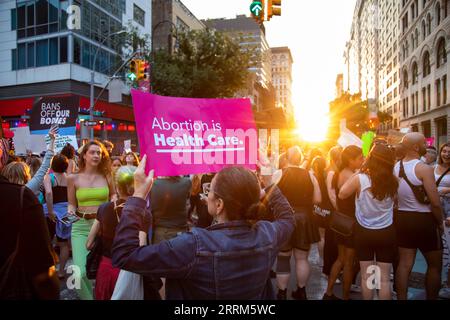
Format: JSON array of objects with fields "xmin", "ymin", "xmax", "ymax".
[{"xmin": 0, "ymin": 0, "xmax": 449, "ymax": 308}]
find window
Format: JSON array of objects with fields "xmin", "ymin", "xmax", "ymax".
[
  {"xmin": 49, "ymin": 37, "xmax": 58, "ymax": 65},
  {"xmin": 423, "ymin": 51, "xmax": 431, "ymax": 76},
  {"xmin": 437, "ymin": 38, "xmax": 447, "ymax": 68},
  {"xmin": 11, "ymin": 8, "xmax": 17, "ymax": 30},
  {"xmin": 436, "ymin": 79, "xmax": 442, "ymax": 106},
  {"xmin": 27, "ymin": 42, "xmax": 35, "ymax": 68},
  {"xmin": 18, "ymin": 43, "xmax": 26, "ymax": 69},
  {"xmin": 422, "ymin": 20, "xmax": 426, "ymax": 39},
  {"xmin": 423, "ymin": 87, "xmax": 427, "ymax": 111},
  {"xmin": 11, "ymin": 49, "xmax": 17, "ymax": 70},
  {"xmin": 443, "ymin": 75, "xmax": 447, "ymax": 104},
  {"xmin": 412, "ymin": 62, "xmax": 418, "ymax": 84},
  {"xmin": 436, "ymin": 2, "xmax": 441, "ymax": 26},
  {"xmin": 60, "ymin": 37, "xmax": 67, "ymax": 63},
  {"xmin": 415, "ymin": 92, "xmax": 419, "ymax": 114},
  {"xmin": 133, "ymin": 4, "xmax": 145, "ymax": 27},
  {"xmin": 428, "ymin": 84, "xmax": 431, "ymax": 110},
  {"xmin": 73, "ymin": 37, "xmax": 81, "ymax": 65},
  {"xmin": 427, "ymin": 14, "xmax": 432, "ymax": 34},
  {"xmin": 403, "ymin": 70, "xmax": 409, "ymax": 89},
  {"xmin": 36, "ymin": 39, "xmax": 48, "ymax": 67}
]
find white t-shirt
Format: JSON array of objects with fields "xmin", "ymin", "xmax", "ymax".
[
  {"xmin": 393, "ymin": 159, "xmax": 432, "ymax": 212},
  {"xmin": 355, "ymin": 174, "xmax": 394, "ymax": 229}
]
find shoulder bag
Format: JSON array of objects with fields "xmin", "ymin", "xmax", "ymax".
[
  {"xmin": 329, "ymin": 172, "xmax": 355, "ymax": 237},
  {"xmin": 399, "ymin": 160, "xmax": 430, "ymax": 205}
]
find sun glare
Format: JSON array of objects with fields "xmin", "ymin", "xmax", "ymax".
[{"xmin": 296, "ymin": 112, "xmax": 329, "ymax": 142}]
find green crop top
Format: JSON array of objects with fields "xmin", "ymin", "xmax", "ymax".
[{"xmin": 76, "ymin": 187, "xmax": 109, "ymax": 207}]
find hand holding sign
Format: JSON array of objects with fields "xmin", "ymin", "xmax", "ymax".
[
  {"xmin": 45, "ymin": 124, "xmax": 59, "ymax": 152},
  {"xmin": 133, "ymin": 155, "xmax": 155, "ymax": 200}
]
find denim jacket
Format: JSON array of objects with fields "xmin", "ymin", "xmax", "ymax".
[{"xmin": 112, "ymin": 186, "xmax": 294, "ymax": 300}]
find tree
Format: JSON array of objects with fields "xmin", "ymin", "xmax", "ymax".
[{"xmin": 149, "ymin": 29, "xmax": 251, "ymax": 98}]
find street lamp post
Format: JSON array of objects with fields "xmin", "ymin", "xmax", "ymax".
[
  {"xmin": 89, "ymin": 30, "xmax": 125, "ymax": 140},
  {"xmin": 150, "ymin": 20, "xmax": 178, "ymax": 94}
]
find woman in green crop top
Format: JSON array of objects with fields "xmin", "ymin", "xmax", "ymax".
[{"xmin": 67, "ymin": 141, "xmax": 116, "ymax": 300}]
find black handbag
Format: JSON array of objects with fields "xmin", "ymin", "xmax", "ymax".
[
  {"xmin": 86, "ymin": 234, "xmax": 103, "ymax": 280},
  {"xmin": 330, "ymin": 210, "xmax": 355, "ymax": 237},
  {"xmin": 399, "ymin": 160, "xmax": 430, "ymax": 205},
  {"xmin": 0, "ymin": 187, "xmax": 34, "ymax": 299}
]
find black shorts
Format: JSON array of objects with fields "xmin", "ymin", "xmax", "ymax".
[
  {"xmin": 395, "ymin": 211, "xmax": 442, "ymax": 253},
  {"xmin": 281, "ymin": 210, "xmax": 320, "ymax": 252},
  {"xmin": 354, "ymin": 223, "xmax": 397, "ymax": 263}
]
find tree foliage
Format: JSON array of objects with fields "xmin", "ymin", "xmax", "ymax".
[{"xmin": 149, "ymin": 29, "xmax": 251, "ymax": 98}]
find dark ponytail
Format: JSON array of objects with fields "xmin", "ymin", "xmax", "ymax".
[
  {"xmin": 214, "ymin": 167, "xmax": 264, "ymax": 222},
  {"xmin": 244, "ymin": 202, "xmax": 267, "ymax": 221}
]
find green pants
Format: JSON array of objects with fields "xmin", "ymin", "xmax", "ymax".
[{"xmin": 71, "ymin": 218, "xmax": 94, "ymax": 300}]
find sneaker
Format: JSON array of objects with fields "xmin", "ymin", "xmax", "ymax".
[
  {"xmin": 277, "ymin": 289, "xmax": 287, "ymax": 300},
  {"xmin": 292, "ymin": 287, "xmax": 308, "ymax": 300},
  {"xmin": 322, "ymin": 293, "xmax": 341, "ymax": 300},
  {"xmin": 350, "ymin": 284, "xmax": 361, "ymax": 293}
]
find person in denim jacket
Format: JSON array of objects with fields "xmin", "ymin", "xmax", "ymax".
[{"xmin": 112, "ymin": 155, "xmax": 295, "ymax": 300}]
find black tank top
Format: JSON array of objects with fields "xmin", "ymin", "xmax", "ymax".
[
  {"xmin": 277, "ymin": 167, "xmax": 314, "ymax": 212},
  {"xmin": 51, "ymin": 174, "xmax": 68, "ymax": 203},
  {"xmin": 332, "ymin": 171, "xmax": 356, "ymax": 218}
]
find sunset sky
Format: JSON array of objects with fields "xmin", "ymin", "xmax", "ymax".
[{"xmin": 182, "ymin": 0, "xmax": 357, "ymax": 141}]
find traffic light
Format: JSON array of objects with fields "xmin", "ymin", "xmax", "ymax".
[
  {"xmin": 139, "ymin": 61, "xmax": 150, "ymax": 81},
  {"xmin": 268, "ymin": 0, "xmax": 281, "ymax": 21},
  {"xmin": 128, "ymin": 59, "xmax": 138, "ymax": 81},
  {"xmin": 250, "ymin": 0, "xmax": 265, "ymax": 25},
  {"xmin": 137, "ymin": 60, "xmax": 145, "ymax": 81}
]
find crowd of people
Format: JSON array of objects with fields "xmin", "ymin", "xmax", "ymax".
[{"xmin": 0, "ymin": 130, "xmax": 449, "ymax": 301}]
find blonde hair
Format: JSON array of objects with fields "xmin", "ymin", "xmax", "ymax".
[
  {"xmin": 115, "ymin": 165, "xmax": 136, "ymax": 197},
  {"xmin": 1, "ymin": 162, "xmax": 31, "ymax": 185}
]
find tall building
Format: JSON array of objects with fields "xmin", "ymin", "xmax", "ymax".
[
  {"xmin": 399, "ymin": 0, "xmax": 449, "ymax": 147},
  {"xmin": 271, "ymin": 47, "xmax": 294, "ymax": 117},
  {"xmin": 152, "ymin": 0, "xmax": 205, "ymax": 53},
  {"xmin": 205, "ymin": 15, "xmax": 273, "ymax": 112},
  {"xmin": 379, "ymin": 0, "xmax": 401, "ymax": 132},
  {"xmin": 344, "ymin": 0, "xmax": 401, "ymax": 132},
  {"xmin": 0, "ymin": 0, "xmax": 151, "ymax": 148}
]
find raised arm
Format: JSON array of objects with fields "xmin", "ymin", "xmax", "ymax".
[{"xmin": 26, "ymin": 128, "xmax": 56, "ymax": 195}]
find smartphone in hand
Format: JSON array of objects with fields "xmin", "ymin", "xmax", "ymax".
[{"xmin": 59, "ymin": 214, "xmax": 80, "ymax": 226}]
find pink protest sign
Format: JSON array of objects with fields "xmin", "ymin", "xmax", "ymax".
[
  {"xmin": 131, "ymin": 90, "xmax": 258, "ymax": 176},
  {"xmin": 426, "ymin": 137, "xmax": 435, "ymax": 147}
]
